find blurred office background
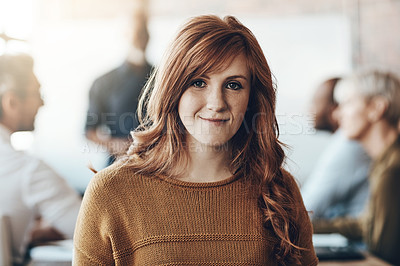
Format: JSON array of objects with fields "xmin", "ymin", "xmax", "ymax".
[{"xmin": 1, "ymin": 0, "xmax": 399, "ymax": 192}]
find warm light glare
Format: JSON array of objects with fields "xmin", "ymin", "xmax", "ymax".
[
  {"xmin": 0, "ymin": 0, "xmax": 33, "ymax": 54},
  {"xmin": 0, "ymin": 39, "xmax": 5, "ymax": 55},
  {"xmin": 10, "ymin": 131, "xmax": 34, "ymax": 151}
]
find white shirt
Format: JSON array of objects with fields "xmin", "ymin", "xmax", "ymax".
[
  {"xmin": 301, "ymin": 130, "xmax": 371, "ymax": 219},
  {"xmin": 0, "ymin": 124, "xmax": 81, "ymax": 264}
]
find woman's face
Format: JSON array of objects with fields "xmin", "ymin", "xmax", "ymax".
[
  {"xmin": 178, "ymin": 53, "xmax": 251, "ymax": 148},
  {"xmin": 337, "ymin": 91, "xmax": 372, "ymax": 141}
]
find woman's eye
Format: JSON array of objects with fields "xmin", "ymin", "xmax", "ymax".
[
  {"xmin": 191, "ymin": 80, "xmax": 206, "ymax": 88},
  {"xmin": 226, "ymin": 82, "xmax": 242, "ymax": 90}
]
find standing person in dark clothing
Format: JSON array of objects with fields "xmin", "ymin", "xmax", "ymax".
[{"xmin": 85, "ymin": 9, "xmax": 152, "ymax": 164}]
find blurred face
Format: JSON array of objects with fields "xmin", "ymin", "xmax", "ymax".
[
  {"xmin": 178, "ymin": 54, "xmax": 251, "ymax": 148},
  {"xmin": 310, "ymin": 81, "xmax": 337, "ymax": 131},
  {"xmin": 336, "ymin": 91, "xmax": 372, "ymax": 141},
  {"xmin": 17, "ymin": 72, "xmax": 44, "ymax": 131}
]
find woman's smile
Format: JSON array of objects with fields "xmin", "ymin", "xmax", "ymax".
[{"xmin": 199, "ymin": 116, "xmax": 230, "ymax": 125}]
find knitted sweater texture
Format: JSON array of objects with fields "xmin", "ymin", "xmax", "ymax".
[{"xmin": 73, "ymin": 165, "xmax": 318, "ymax": 265}]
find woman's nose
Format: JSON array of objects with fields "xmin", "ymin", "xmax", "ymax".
[{"xmin": 206, "ymin": 87, "xmax": 227, "ymax": 112}]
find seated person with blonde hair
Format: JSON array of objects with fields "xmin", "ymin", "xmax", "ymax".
[{"xmin": 314, "ymin": 70, "xmax": 400, "ymax": 265}]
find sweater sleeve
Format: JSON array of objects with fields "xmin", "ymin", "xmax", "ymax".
[
  {"xmin": 73, "ymin": 171, "xmax": 114, "ymax": 265},
  {"xmin": 296, "ymin": 209, "xmax": 319, "ymax": 266},
  {"xmin": 284, "ymin": 171, "xmax": 319, "ymax": 266}
]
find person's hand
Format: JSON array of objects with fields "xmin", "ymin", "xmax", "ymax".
[{"xmin": 30, "ymin": 219, "xmax": 65, "ymax": 247}]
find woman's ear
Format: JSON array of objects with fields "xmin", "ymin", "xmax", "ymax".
[
  {"xmin": 1, "ymin": 91, "xmax": 22, "ymax": 119},
  {"xmin": 367, "ymin": 96, "xmax": 389, "ymax": 122}
]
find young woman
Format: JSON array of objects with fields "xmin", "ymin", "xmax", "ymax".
[{"xmin": 74, "ymin": 15, "xmax": 318, "ymax": 265}]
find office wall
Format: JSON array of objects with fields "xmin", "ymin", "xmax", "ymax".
[{"xmin": 3, "ymin": 0, "xmax": 399, "ymax": 190}]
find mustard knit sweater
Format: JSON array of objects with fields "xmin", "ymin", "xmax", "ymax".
[{"xmin": 73, "ymin": 165, "xmax": 318, "ymax": 265}]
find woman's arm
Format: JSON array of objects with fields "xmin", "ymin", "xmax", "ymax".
[
  {"xmin": 283, "ymin": 170, "xmax": 319, "ymax": 265},
  {"xmin": 73, "ymin": 173, "xmax": 114, "ymax": 265}
]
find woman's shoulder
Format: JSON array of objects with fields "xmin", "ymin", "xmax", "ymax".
[
  {"xmin": 85, "ymin": 162, "xmax": 146, "ymax": 195},
  {"xmin": 280, "ymin": 168, "xmax": 309, "ymax": 214},
  {"xmin": 281, "ymin": 168, "xmax": 301, "ymax": 194}
]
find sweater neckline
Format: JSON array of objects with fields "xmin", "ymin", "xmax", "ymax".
[{"xmin": 157, "ymin": 172, "xmax": 242, "ymax": 188}]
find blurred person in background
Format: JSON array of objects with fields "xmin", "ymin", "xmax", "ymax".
[
  {"xmin": 301, "ymin": 78, "xmax": 371, "ymax": 219},
  {"xmin": 0, "ymin": 53, "xmax": 82, "ymax": 265},
  {"xmin": 314, "ymin": 70, "xmax": 400, "ymax": 265},
  {"xmin": 85, "ymin": 8, "xmax": 152, "ymax": 165}
]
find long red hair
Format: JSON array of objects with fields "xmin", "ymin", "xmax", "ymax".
[{"xmin": 123, "ymin": 15, "xmax": 305, "ymax": 264}]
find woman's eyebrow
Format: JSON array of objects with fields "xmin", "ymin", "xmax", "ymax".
[
  {"xmin": 195, "ymin": 74, "xmax": 248, "ymax": 81},
  {"xmin": 226, "ymin": 75, "xmax": 248, "ymax": 80},
  {"xmin": 192, "ymin": 74, "xmax": 210, "ymax": 80}
]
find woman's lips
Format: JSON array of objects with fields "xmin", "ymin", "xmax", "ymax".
[{"xmin": 200, "ymin": 117, "xmax": 229, "ymax": 124}]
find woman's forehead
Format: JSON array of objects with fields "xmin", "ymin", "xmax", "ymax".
[{"xmin": 195, "ymin": 53, "xmax": 249, "ymax": 76}]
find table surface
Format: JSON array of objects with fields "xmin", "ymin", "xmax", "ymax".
[
  {"xmin": 29, "ymin": 240, "xmax": 392, "ymax": 266},
  {"xmin": 319, "ymin": 253, "xmax": 391, "ymax": 266},
  {"xmin": 30, "ymin": 254, "xmax": 391, "ymax": 266}
]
